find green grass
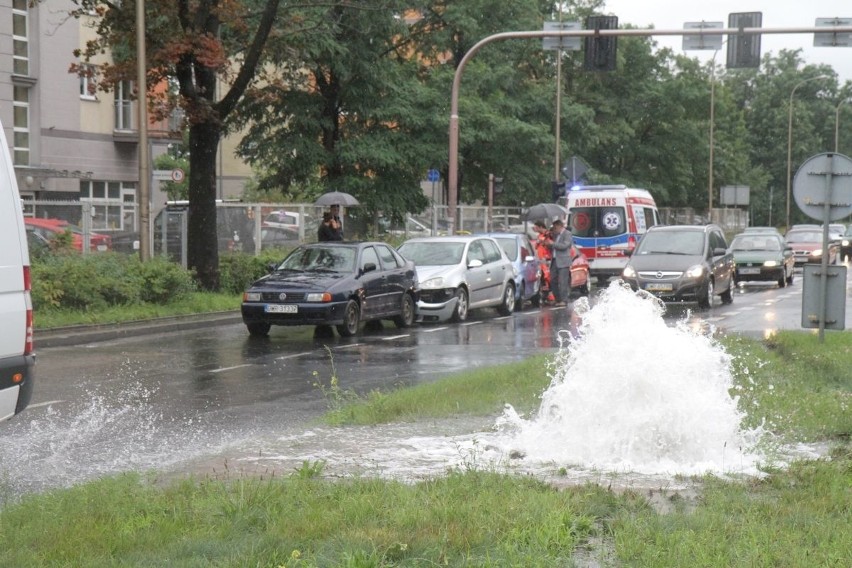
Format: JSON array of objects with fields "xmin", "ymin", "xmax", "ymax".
[
  {"xmin": 1, "ymin": 332, "xmax": 849, "ymax": 566},
  {"xmin": 33, "ymin": 292, "xmax": 241, "ymax": 329}
]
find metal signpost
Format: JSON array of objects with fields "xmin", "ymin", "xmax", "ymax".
[{"xmin": 792, "ymin": 152, "xmax": 852, "ymax": 339}]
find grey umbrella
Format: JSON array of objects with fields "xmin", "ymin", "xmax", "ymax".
[
  {"xmin": 521, "ymin": 202, "xmax": 568, "ymax": 221},
  {"xmin": 314, "ymin": 191, "xmax": 360, "ymax": 207}
]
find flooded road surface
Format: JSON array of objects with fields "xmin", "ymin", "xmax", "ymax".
[{"xmin": 3, "ymin": 271, "xmax": 849, "ymax": 496}]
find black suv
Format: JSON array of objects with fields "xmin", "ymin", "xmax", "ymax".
[{"xmin": 621, "ymin": 224, "xmax": 735, "ymax": 309}]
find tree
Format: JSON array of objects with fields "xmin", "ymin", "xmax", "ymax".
[{"xmin": 70, "ymin": 0, "xmax": 282, "ymax": 290}]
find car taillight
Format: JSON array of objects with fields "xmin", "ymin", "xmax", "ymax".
[
  {"xmin": 24, "ymin": 265, "xmax": 34, "ymax": 355},
  {"xmin": 627, "ymin": 236, "xmax": 637, "ymax": 250}
]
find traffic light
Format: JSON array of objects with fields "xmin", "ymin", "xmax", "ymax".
[
  {"xmin": 584, "ymin": 16, "xmax": 618, "ymax": 72},
  {"xmin": 551, "ymin": 181, "xmax": 565, "ymax": 201}
]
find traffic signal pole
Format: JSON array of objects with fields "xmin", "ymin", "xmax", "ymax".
[{"xmin": 446, "ymin": 24, "xmax": 852, "ymax": 237}]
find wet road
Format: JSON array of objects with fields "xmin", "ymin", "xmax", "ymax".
[{"xmin": 3, "ymin": 266, "xmax": 851, "ymax": 494}]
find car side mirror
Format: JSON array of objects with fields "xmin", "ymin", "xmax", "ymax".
[
  {"xmin": 467, "ymin": 259, "xmax": 484, "ymax": 268},
  {"xmin": 361, "ymin": 262, "xmax": 377, "ymax": 274},
  {"xmin": 713, "ymin": 247, "xmax": 727, "ymax": 257},
  {"xmin": 266, "ymin": 261, "xmax": 278, "ymax": 273}
]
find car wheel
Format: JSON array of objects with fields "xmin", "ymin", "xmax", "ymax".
[
  {"xmin": 246, "ymin": 322, "xmax": 270, "ymax": 336},
  {"xmin": 515, "ymin": 282, "xmax": 525, "ymax": 312},
  {"xmin": 698, "ymin": 279, "xmax": 714, "ymax": 309},
  {"xmin": 393, "ymin": 293, "xmax": 416, "ymax": 328},
  {"xmin": 336, "ymin": 300, "xmax": 361, "ymax": 337},
  {"xmin": 498, "ymin": 283, "xmax": 516, "ymax": 316},
  {"xmin": 720, "ymin": 279, "xmax": 734, "ymax": 304},
  {"xmin": 777, "ymin": 271, "xmax": 786, "ymax": 288},
  {"xmin": 450, "ymin": 287, "xmax": 469, "ymax": 323}
]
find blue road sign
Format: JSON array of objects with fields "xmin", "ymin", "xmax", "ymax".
[{"xmin": 427, "ymin": 169, "xmax": 440, "ymax": 182}]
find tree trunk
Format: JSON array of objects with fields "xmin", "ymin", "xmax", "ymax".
[{"xmin": 188, "ymin": 121, "xmax": 222, "ymax": 291}]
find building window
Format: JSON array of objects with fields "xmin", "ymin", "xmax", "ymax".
[
  {"xmin": 80, "ymin": 64, "xmax": 98, "ymax": 99},
  {"xmin": 13, "ymin": 86, "xmax": 30, "ymax": 166},
  {"xmin": 114, "ymin": 80, "xmax": 134, "ymax": 129},
  {"xmin": 80, "ymin": 180, "xmax": 137, "ymax": 231},
  {"xmin": 13, "ymin": 0, "xmax": 29, "ymax": 76}
]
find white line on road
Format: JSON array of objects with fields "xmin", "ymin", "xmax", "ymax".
[
  {"xmin": 336, "ymin": 343, "xmax": 364, "ymax": 349},
  {"xmin": 210, "ymin": 364, "xmax": 253, "ymax": 374},
  {"xmin": 422, "ymin": 327, "xmax": 449, "ymax": 333},
  {"xmin": 276, "ymin": 353, "xmax": 311, "ymax": 360},
  {"xmin": 461, "ymin": 321, "xmax": 482, "ymax": 327},
  {"xmin": 27, "ymin": 400, "xmax": 64, "ymax": 409},
  {"xmin": 382, "ymin": 334, "xmax": 411, "ymax": 340}
]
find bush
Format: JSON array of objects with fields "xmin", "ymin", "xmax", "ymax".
[
  {"xmin": 31, "ymin": 253, "xmax": 196, "ymax": 311},
  {"xmin": 218, "ymin": 250, "xmax": 290, "ymax": 294}
]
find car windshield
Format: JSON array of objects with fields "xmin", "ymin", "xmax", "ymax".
[
  {"xmin": 398, "ymin": 241, "xmax": 466, "ymax": 266},
  {"xmin": 278, "ymin": 245, "xmax": 356, "ymax": 273},
  {"xmin": 731, "ymin": 237, "xmax": 781, "ymax": 251},
  {"xmin": 636, "ymin": 231, "xmax": 704, "ymax": 255},
  {"xmin": 785, "ymin": 231, "xmax": 821, "ymax": 243},
  {"xmin": 493, "ymin": 238, "xmax": 518, "ymax": 261}
]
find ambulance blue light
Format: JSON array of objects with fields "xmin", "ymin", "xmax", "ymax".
[{"xmin": 569, "ymin": 185, "xmax": 582, "ymax": 191}]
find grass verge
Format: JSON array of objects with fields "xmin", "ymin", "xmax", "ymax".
[{"xmin": 1, "ymin": 331, "xmax": 849, "ymax": 566}]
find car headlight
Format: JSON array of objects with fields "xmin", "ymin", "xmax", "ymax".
[
  {"xmin": 244, "ymin": 291, "xmax": 261, "ymax": 302},
  {"xmin": 306, "ymin": 292, "xmax": 332, "ymax": 302},
  {"xmin": 763, "ymin": 260, "xmax": 778, "ymax": 267},
  {"xmin": 810, "ymin": 249, "xmax": 823, "ymax": 257},
  {"xmin": 842, "ymin": 239, "xmax": 850, "ymax": 246},
  {"xmin": 421, "ymin": 276, "xmax": 445, "ymax": 289},
  {"xmin": 622, "ymin": 265, "xmax": 636, "ymax": 278},
  {"xmin": 685, "ymin": 264, "xmax": 705, "ymax": 279}
]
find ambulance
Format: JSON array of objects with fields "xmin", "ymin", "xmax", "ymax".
[{"xmin": 562, "ymin": 185, "xmax": 660, "ymax": 284}]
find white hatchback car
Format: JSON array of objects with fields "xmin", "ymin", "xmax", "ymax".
[{"xmin": 397, "ymin": 235, "xmax": 515, "ymax": 323}]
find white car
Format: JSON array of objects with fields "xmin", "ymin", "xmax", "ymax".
[{"xmin": 397, "ymin": 236, "xmax": 515, "ymax": 323}]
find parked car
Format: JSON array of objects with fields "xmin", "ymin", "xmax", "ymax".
[
  {"xmin": 241, "ymin": 241, "xmax": 417, "ymax": 337},
  {"xmin": 263, "ymin": 210, "xmax": 313, "ymax": 236},
  {"xmin": 260, "ymin": 226, "xmax": 300, "ymax": 250},
  {"xmin": 397, "ymin": 235, "xmax": 515, "ymax": 323},
  {"xmin": 784, "ymin": 228, "xmax": 839, "ymax": 267},
  {"xmin": 24, "ymin": 217, "xmax": 112, "ymax": 252},
  {"xmin": 480, "ymin": 232, "xmax": 541, "ymax": 310},
  {"xmin": 742, "ymin": 226, "xmax": 783, "ymax": 237},
  {"xmin": 621, "ymin": 224, "xmax": 735, "ymax": 309},
  {"xmin": 729, "ymin": 233, "xmax": 794, "ymax": 287},
  {"xmin": 841, "ymin": 225, "xmax": 852, "ymax": 261}
]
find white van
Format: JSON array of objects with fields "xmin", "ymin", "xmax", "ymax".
[
  {"xmin": 0, "ymin": 119, "xmax": 35, "ymax": 422},
  {"xmin": 562, "ymin": 185, "xmax": 660, "ymax": 283}
]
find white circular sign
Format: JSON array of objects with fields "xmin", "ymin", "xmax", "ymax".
[
  {"xmin": 171, "ymin": 168, "xmax": 185, "ymax": 182},
  {"xmin": 792, "ymin": 153, "xmax": 852, "ymax": 222},
  {"xmin": 602, "ymin": 211, "xmax": 622, "ymax": 231}
]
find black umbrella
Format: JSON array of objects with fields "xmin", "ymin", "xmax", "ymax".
[
  {"xmin": 521, "ymin": 203, "xmax": 568, "ymax": 222},
  {"xmin": 314, "ymin": 191, "xmax": 360, "ymax": 207}
]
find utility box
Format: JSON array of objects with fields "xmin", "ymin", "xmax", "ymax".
[{"xmin": 801, "ymin": 265, "xmax": 847, "ymax": 330}]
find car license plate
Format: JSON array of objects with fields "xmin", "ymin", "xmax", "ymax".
[
  {"xmin": 739, "ymin": 268, "xmax": 760, "ymax": 275},
  {"xmin": 645, "ymin": 282, "xmax": 672, "ymax": 292},
  {"xmin": 265, "ymin": 304, "xmax": 298, "ymax": 314}
]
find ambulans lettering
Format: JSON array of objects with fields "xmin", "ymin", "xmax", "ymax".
[{"xmin": 574, "ymin": 197, "xmax": 618, "ymax": 207}]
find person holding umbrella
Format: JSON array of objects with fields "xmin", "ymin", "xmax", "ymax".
[
  {"xmin": 547, "ymin": 219, "xmax": 574, "ymax": 306},
  {"xmin": 317, "ymin": 208, "xmax": 343, "ymax": 241}
]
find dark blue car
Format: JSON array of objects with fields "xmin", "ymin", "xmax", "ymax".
[{"xmin": 241, "ymin": 242, "xmax": 418, "ymax": 337}]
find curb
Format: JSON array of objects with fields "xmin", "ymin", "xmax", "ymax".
[{"xmin": 35, "ymin": 311, "xmax": 243, "ymax": 348}]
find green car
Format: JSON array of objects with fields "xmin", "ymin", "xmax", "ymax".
[{"xmin": 730, "ymin": 233, "xmax": 794, "ymax": 287}]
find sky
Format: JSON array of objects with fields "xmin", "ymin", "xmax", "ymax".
[{"xmin": 600, "ymin": 0, "xmax": 852, "ymax": 83}]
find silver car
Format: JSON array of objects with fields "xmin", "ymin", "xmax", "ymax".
[{"xmin": 397, "ymin": 236, "xmax": 515, "ymax": 322}]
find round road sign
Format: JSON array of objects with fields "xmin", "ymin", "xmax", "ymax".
[
  {"xmin": 792, "ymin": 152, "xmax": 852, "ymax": 222},
  {"xmin": 171, "ymin": 168, "xmax": 185, "ymax": 183}
]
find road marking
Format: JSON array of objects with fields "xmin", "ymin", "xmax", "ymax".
[
  {"xmin": 382, "ymin": 334, "xmax": 411, "ymax": 340},
  {"xmin": 27, "ymin": 400, "xmax": 64, "ymax": 409},
  {"xmin": 210, "ymin": 364, "xmax": 253, "ymax": 373},
  {"xmin": 336, "ymin": 343, "xmax": 364, "ymax": 349},
  {"xmin": 276, "ymin": 353, "xmax": 311, "ymax": 360},
  {"xmin": 461, "ymin": 321, "xmax": 482, "ymax": 327},
  {"xmin": 422, "ymin": 326, "xmax": 449, "ymax": 333},
  {"xmin": 494, "ymin": 316, "xmax": 512, "ymax": 321}
]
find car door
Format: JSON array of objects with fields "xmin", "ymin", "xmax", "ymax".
[
  {"xmin": 375, "ymin": 243, "xmax": 406, "ymax": 315},
  {"xmin": 357, "ymin": 245, "xmax": 385, "ymax": 318},
  {"xmin": 709, "ymin": 229, "xmax": 733, "ymax": 290},
  {"xmin": 480, "ymin": 238, "xmax": 510, "ymax": 304},
  {"xmin": 465, "ymin": 239, "xmax": 495, "ymax": 306}
]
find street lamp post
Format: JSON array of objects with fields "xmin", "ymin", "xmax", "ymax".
[
  {"xmin": 785, "ymin": 74, "xmax": 830, "ymax": 229},
  {"xmin": 835, "ymin": 97, "xmax": 851, "ymax": 153}
]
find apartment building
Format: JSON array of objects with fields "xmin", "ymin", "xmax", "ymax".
[{"xmin": 1, "ymin": 0, "xmax": 250, "ymax": 235}]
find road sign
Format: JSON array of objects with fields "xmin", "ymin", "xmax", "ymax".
[
  {"xmin": 542, "ymin": 21, "xmax": 582, "ymax": 51},
  {"xmin": 427, "ymin": 169, "xmax": 440, "ymax": 182},
  {"xmin": 726, "ymin": 12, "xmax": 762, "ymax": 69},
  {"xmin": 171, "ymin": 168, "xmax": 185, "ymax": 182},
  {"xmin": 792, "ymin": 152, "xmax": 852, "ymax": 222},
  {"xmin": 682, "ymin": 21, "xmax": 723, "ymax": 51},
  {"xmin": 814, "ymin": 17, "xmax": 852, "ymax": 47}
]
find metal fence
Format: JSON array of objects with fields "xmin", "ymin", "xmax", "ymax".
[{"xmin": 25, "ymin": 200, "xmax": 751, "ymax": 264}]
